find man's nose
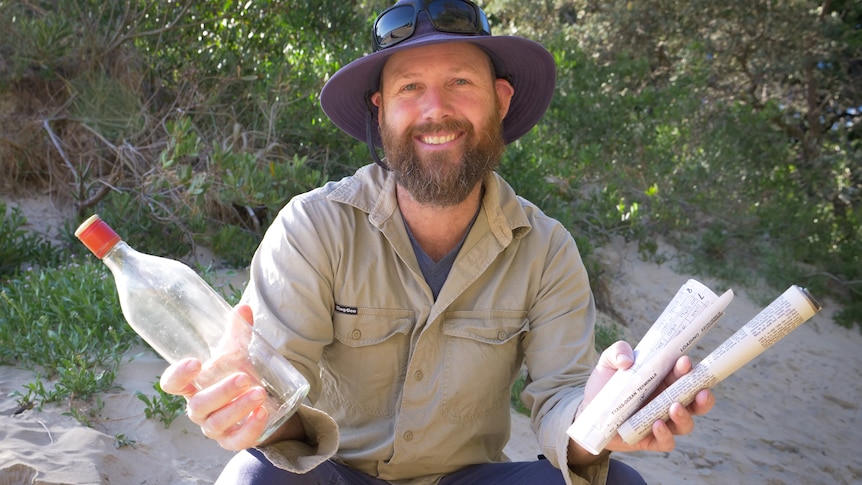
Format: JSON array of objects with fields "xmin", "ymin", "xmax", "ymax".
[{"xmin": 420, "ymin": 86, "xmax": 454, "ymax": 122}]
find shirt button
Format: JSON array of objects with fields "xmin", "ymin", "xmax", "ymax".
[
  {"xmin": 351, "ymin": 329, "xmax": 362, "ymax": 339},
  {"xmin": 403, "ymin": 431, "xmax": 414, "ymax": 442},
  {"xmin": 414, "ymin": 370, "xmax": 424, "ymax": 381},
  {"xmin": 497, "ymin": 331, "xmax": 508, "ymax": 340}
]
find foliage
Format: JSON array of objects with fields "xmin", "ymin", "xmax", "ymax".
[
  {"xmin": 492, "ymin": 0, "xmax": 861, "ymax": 327},
  {"xmin": 0, "ymin": 0, "xmax": 858, "ymax": 351},
  {"xmin": 580, "ymin": 0, "xmax": 860, "ymax": 324},
  {"xmin": 0, "ymin": 257, "xmax": 134, "ymax": 371},
  {"xmin": 0, "ymin": 256, "xmax": 135, "ymax": 421},
  {"xmin": 0, "ymin": 0, "xmax": 368, "ymax": 265},
  {"xmin": 114, "ymin": 433, "xmax": 138, "ymax": 449},
  {"xmin": 136, "ymin": 380, "xmax": 186, "ymax": 429}
]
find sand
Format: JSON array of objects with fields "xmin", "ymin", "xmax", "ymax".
[{"xmin": 2, "ymin": 197, "xmax": 861, "ymax": 484}]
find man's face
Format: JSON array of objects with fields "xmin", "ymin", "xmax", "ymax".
[{"xmin": 371, "ymin": 43, "xmax": 515, "ymax": 207}]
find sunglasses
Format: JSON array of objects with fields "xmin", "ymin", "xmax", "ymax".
[{"xmin": 372, "ymin": 0, "xmax": 492, "ymax": 52}]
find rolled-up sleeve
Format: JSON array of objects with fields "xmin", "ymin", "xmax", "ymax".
[
  {"xmin": 257, "ymin": 403, "xmax": 339, "ymax": 473},
  {"xmin": 519, "ymin": 222, "xmax": 610, "ymax": 484}
]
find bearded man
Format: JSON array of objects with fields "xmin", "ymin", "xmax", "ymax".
[{"xmin": 161, "ymin": 2, "xmax": 715, "ymax": 484}]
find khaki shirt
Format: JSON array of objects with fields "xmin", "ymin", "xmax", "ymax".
[{"xmin": 245, "ymin": 164, "xmax": 610, "ymax": 484}]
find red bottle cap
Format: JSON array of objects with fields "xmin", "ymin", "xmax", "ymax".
[{"xmin": 76, "ymin": 215, "xmax": 122, "ymax": 258}]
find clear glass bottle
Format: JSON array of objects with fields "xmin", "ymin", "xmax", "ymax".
[{"xmin": 76, "ymin": 214, "xmax": 309, "ymax": 441}]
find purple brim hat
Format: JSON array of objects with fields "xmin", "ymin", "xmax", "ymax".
[{"xmin": 319, "ymin": 11, "xmax": 556, "ymax": 146}]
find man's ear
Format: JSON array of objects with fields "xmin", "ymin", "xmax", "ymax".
[
  {"xmin": 495, "ymin": 78, "xmax": 515, "ymax": 120},
  {"xmin": 370, "ymin": 91, "xmax": 383, "ymax": 124}
]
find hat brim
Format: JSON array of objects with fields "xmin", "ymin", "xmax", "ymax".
[{"xmin": 320, "ymin": 32, "xmax": 556, "ymax": 146}]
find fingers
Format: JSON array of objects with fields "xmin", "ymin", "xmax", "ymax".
[
  {"xmin": 214, "ymin": 304, "xmax": 256, "ymax": 357},
  {"xmin": 688, "ymin": 388, "xmax": 715, "ymax": 416},
  {"xmin": 666, "ymin": 401, "xmax": 695, "ymax": 434},
  {"xmin": 160, "ymin": 358, "xmax": 202, "ymax": 397},
  {"xmin": 631, "ymin": 403, "xmax": 690, "ymax": 454},
  {"xmin": 648, "ymin": 419, "xmax": 676, "ymax": 452},
  {"xmin": 185, "ymin": 372, "xmax": 269, "ymax": 450},
  {"xmin": 214, "ymin": 406, "xmax": 269, "ymax": 450},
  {"xmin": 648, "ymin": 389, "xmax": 715, "ymax": 448},
  {"xmin": 582, "ymin": 340, "xmax": 636, "ymax": 405},
  {"xmin": 186, "ymin": 373, "xmax": 255, "ymax": 422},
  {"xmin": 662, "ymin": 355, "xmax": 693, "ymax": 387},
  {"xmin": 235, "ymin": 304, "xmax": 254, "ymax": 327},
  {"xmin": 157, "ymin": 304, "xmax": 266, "ymax": 451}
]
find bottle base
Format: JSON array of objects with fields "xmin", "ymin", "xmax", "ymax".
[{"xmin": 258, "ymin": 383, "xmax": 311, "ymax": 443}]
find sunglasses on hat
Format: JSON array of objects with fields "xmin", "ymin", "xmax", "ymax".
[{"xmin": 372, "ymin": 0, "xmax": 492, "ymax": 52}]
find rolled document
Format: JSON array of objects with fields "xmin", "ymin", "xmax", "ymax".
[
  {"xmin": 568, "ymin": 280, "xmax": 734, "ymax": 455},
  {"xmin": 618, "ymin": 285, "xmax": 822, "ymax": 445}
]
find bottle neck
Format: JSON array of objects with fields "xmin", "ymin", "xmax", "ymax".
[{"xmin": 101, "ymin": 240, "xmax": 132, "ymax": 272}]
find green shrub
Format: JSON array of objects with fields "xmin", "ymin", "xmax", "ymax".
[
  {"xmin": 0, "ymin": 257, "xmax": 136, "ymax": 371},
  {"xmin": 136, "ymin": 380, "xmax": 186, "ymax": 429}
]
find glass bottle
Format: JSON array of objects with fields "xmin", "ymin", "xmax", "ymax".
[{"xmin": 76, "ymin": 214, "xmax": 309, "ymax": 441}]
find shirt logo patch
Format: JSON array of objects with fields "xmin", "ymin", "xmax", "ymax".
[{"xmin": 335, "ymin": 304, "xmax": 358, "ymax": 315}]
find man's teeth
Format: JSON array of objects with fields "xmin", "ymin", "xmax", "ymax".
[{"xmin": 421, "ymin": 134, "xmax": 457, "ymax": 145}]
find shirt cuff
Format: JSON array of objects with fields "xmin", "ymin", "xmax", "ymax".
[
  {"xmin": 256, "ymin": 403, "xmax": 339, "ymax": 473},
  {"xmin": 546, "ymin": 396, "xmax": 611, "ymax": 485}
]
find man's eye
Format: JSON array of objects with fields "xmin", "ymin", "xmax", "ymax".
[
  {"xmin": 454, "ymin": 78, "xmax": 470, "ymax": 85},
  {"xmin": 402, "ymin": 83, "xmax": 418, "ymax": 91}
]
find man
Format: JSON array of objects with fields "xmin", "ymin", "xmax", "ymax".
[{"xmin": 161, "ymin": 1, "xmax": 715, "ymax": 483}]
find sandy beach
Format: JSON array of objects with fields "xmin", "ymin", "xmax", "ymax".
[{"xmin": 2, "ymin": 197, "xmax": 861, "ymax": 484}]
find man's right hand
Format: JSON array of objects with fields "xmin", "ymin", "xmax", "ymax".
[{"xmin": 160, "ymin": 305, "xmax": 270, "ymax": 451}]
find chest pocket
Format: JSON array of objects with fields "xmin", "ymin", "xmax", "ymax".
[
  {"xmin": 441, "ymin": 310, "xmax": 528, "ymax": 422},
  {"xmin": 323, "ymin": 308, "xmax": 414, "ymax": 418}
]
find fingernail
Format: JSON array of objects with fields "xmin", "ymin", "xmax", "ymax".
[
  {"xmin": 249, "ymin": 387, "xmax": 266, "ymax": 403},
  {"xmin": 186, "ymin": 359, "xmax": 201, "ymax": 372},
  {"xmin": 234, "ymin": 374, "xmax": 251, "ymax": 388}
]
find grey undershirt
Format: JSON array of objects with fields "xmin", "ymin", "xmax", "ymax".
[{"xmin": 404, "ymin": 207, "xmax": 481, "ymax": 300}]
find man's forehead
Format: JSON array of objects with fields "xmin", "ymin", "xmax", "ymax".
[{"xmin": 381, "ymin": 42, "xmax": 494, "ymax": 79}]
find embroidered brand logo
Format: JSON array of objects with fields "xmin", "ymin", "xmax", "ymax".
[{"xmin": 335, "ymin": 304, "xmax": 358, "ymax": 315}]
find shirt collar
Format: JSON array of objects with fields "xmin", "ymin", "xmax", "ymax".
[{"xmin": 327, "ymin": 164, "xmax": 532, "ymax": 247}]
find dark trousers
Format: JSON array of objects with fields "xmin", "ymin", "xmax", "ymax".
[{"xmin": 216, "ymin": 448, "xmax": 646, "ymax": 484}]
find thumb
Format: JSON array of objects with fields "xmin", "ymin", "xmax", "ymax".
[
  {"xmin": 215, "ymin": 304, "xmax": 255, "ymax": 355},
  {"xmin": 235, "ymin": 303, "xmax": 254, "ymax": 328},
  {"xmin": 583, "ymin": 340, "xmax": 636, "ymax": 402},
  {"xmin": 598, "ymin": 340, "xmax": 635, "ymax": 372}
]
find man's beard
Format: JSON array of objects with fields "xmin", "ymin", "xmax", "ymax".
[{"xmin": 379, "ymin": 113, "xmax": 506, "ymax": 207}]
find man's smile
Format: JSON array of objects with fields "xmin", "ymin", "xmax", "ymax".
[{"xmin": 418, "ymin": 132, "xmax": 460, "ymax": 145}]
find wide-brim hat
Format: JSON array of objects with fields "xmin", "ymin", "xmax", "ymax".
[{"xmin": 320, "ymin": 8, "xmax": 556, "ymax": 146}]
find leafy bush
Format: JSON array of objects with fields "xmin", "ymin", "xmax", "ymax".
[
  {"xmin": 0, "ymin": 257, "xmax": 135, "ymax": 372},
  {"xmin": 0, "ymin": 255, "xmax": 137, "ymax": 419}
]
